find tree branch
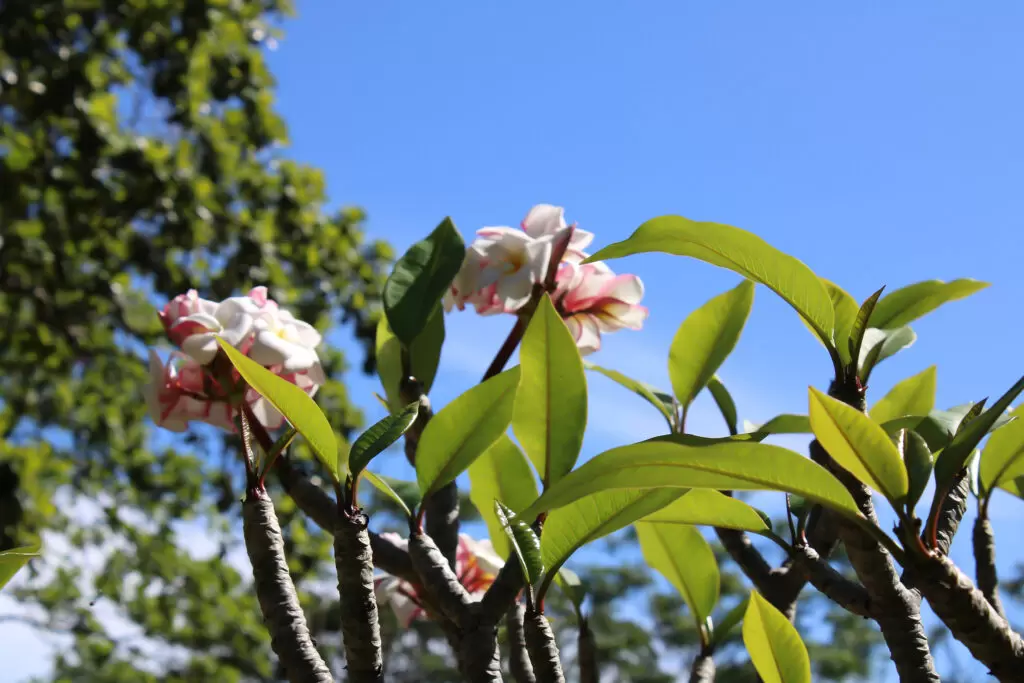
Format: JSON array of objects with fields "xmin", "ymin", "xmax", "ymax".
[
  {"xmin": 973, "ymin": 510, "xmax": 1006, "ymax": 619},
  {"xmin": 524, "ymin": 609, "xmax": 566, "ymax": 683},
  {"xmin": 274, "ymin": 456, "xmax": 417, "ymax": 584},
  {"xmin": 578, "ymin": 616, "xmax": 598, "ymax": 683},
  {"xmin": 333, "ymin": 506, "xmax": 384, "ymax": 682},
  {"xmin": 242, "ymin": 492, "xmax": 333, "ymax": 683},
  {"xmin": 910, "ymin": 553, "xmax": 1024, "ymax": 682},
  {"xmin": 407, "ymin": 531, "xmax": 473, "ymax": 625},
  {"xmin": 688, "ymin": 646, "xmax": 716, "ymax": 683},
  {"xmin": 507, "ymin": 602, "xmax": 536, "ymax": 683},
  {"xmin": 930, "ymin": 471, "xmax": 970, "ymax": 556},
  {"xmin": 791, "ymin": 544, "xmax": 872, "ymax": 619}
]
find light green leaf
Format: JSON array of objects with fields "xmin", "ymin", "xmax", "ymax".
[
  {"xmin": 869, "ymin": 366, "xmax": 937, "ymax": 425},
  {"xmin": 637, "ymin": 523, "xmax": 719, "ymax": 641},
  {"xmin": 376, "ymin": 308, "xmax": 445, "ymax": 409},
  {"xmin": 808, "ymin": 386, "xmax": 909, "ymax": 503},
  {"xmin": 363, "ymin": 471, "xmax": 419, "ymax": 520},
  {"xmin": 495, "ymin": 501, "xmax": 545, "ymax": 584},
  {"xmin": 869, "ymin": 279, "xmax": 989, "ymax": 330},
  {"xmin": 712, "ymin": 596, "xmax": 750, "ymax": 646},
  {"xmin": 669, "ymin": 281, "xmax": 754, "ymax": 414},
  {"xmin": 217, "ymin": 338, "xmax": 339, "ymax": 481},
  {"xmin": 980, "ymin": 405, "xmax": 1024, "ymax": 495},
  {"xmin": 513, "ymin": 295, "xmax": 588, "ymax": 487},
  {"xmin": 348, "ymin": 401, "xmax": 420, "ymax": 482},
  {"xmin": 585, "ymin": 362, "xmax": 675, "ymax": 430},
  {"xmin": 902, "ymin": 430, "xmax": 934, "ymax": 512},
  {"xmin": 747, "ymin": 414, "xmax": 811, "ymax": 436},
  {"xmin": 586, "ymin": 215, "xmax": 835, "ymax": 348},
  {"xmin": 743, "ymin": 590, "xmax": 812, "ymax": 683},
  {"xmin": 540, "ymin": 489, "xmax": 684, "ymax": 583},
  {"xmin": 706, "ymin": 376, "xmax": 738, "ymax": 436},
  {"xmin": 848, "ymin": 287, "xmax": 885, "ymax": 369},
  {"xmin": 641, "ymin": 489, "xmax": 770, "ymax": 533},
  {"xmin": 0, "ymin": 544, "xmax": 40, "ymax": 591},
  {"xmin": 416, "ymin": 367, "xmax": 520, "ymax": 496},
  {"xmin": 858, "ymin": 326, "xmax": 917, "ymax": 382},
  {"xmin": 998, "ymin": 475, "xmax": 1024, "ymax": 502},
  {"xmin": 521, "ymin": 441, "xmax": 860, "ymax": 521},
  {"xmin": 933, "ymin": 375, "xmax": 1024, "ymax": 497},
  {"xmin": 801, "ymin": 279, "xmax": 858, "ymax": 363},
  {"xmin": 469, "ymin": 435, "xmax": 540, "ymax": 558},
  {"xmin": 383, "ymin": 217, "xmax": 465, "ymax": 344},
  {"xmin": 555, "ymin": 567, "xmax": 587, "ymax": 614}
]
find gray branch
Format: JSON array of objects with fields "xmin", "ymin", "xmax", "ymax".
[
  {"xmin": 334, "ymin": 508, "xmax": 384, "ymax": 682},
  {"xmin": 524, "ymin": 610, "xmax": 566, "ymax": 683},
  {"xmin": 508, "ymin": 602, "xmax": 537, "ymax": 683},
  {"xmin": 973, "ymin": 513, "xmax": 1006, "ymax": 619}
]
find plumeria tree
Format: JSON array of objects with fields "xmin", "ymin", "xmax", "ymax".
[{"xmin": 20, "ymin": 202, "xmax": 1022, "ymax": 683}]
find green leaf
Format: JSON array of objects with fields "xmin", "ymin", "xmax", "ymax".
[
  {"xmin": 539, "ymin": 489, "xmax": 684, "ymax": 590},
  {"xmin": 0, "ymin": 544, "xmax": 40, "ymax": 591},
  {"xmin": 669, "ymin": 281, "xmax": 755, "ymax": 412},
  {"xmin": 383, "ymin": 217, "xmax": 465, "ymax": 344},
  {"xmin": 416, "ymin": 367, "xmax": 520, "ymax": 496},
  {"xmin": 586, "ymin": 215, "xmax": 835, "ymax": 348},
  {"xmin": 869, "ymin": 279, "xmax": 989, "ymax": 330},
  {"xmin": 364, "ymin": 472, "xmax": 421, "ymax": 520},
  {"xmin": 521, "ymin": 441, "xmax": 860, "ymax": 521},
  {"xmin": 746, "ymin": 414, "xmax": 811, "ymax": 436},
  {"xmin": 585, "ymin": 362, "xmax": 675, "ymax": 430},
  {"xmin": 375, "ymin": 308, "xmax": 445, "ymax": 409},
  {"xmin": 858, "ymin": 326, "xmax": 917, "ymax": 382},
  {"xmin": 801, "ymin": 279, "xmax": 858, "ymax": 363},
  {"xmin": 933, "ymin": 375, "xmax": 1024, "ymax": 497},
  {"xmin": 743, "ymin": 590, "xmax": 812, "ymax": 683},
  {"xmin": 869, "ymin": 366, "xmax": 937, "ymax": 426},
  {"xmin": 998, "ymin": 475, "xmax": 1024, "ymax": 502},
  {"xmin": 881, "ymin": 403, "xmax": 1017, "ymax": 453},
  {"xmin": 513, "ymin": 295, "xmax": 588, "ymax": 487},
  {"xmin": 641, "ymin": 489, "xmax": 770, "ymax": 533},
  {"xmin": 637, "ymin": 522, "xmax": 719, "ymax": 642},
  {"xmin": 348, "ymin": 401, "xmax": 420, "ymax": 482},
  {"xmin": 554, "ymin": 567, "xmax": 587, "ymax": 614},
  {"xmin": 495, "ymin": 501, "xmax": 545, "ymax": 585},
  {"xmin": 980, "ymin": 405, "xmax": 1024, "ymax": 494},
  {"xmin": 848, "ymin": 287, "xmax": 885, "ymax": 369},
  {"xmin": 468, "ymin": 435, "xmax": 540, "ymax": 558},
  {"xmin": 706, "ymin": 376, "xmax": 739, "ymax": 435},
  {"xmin": 216, "ymin": 338, "xmax": 340, "ymax": 481},
  {"xmin": 647, "ymin": 432, "xmax": 766, "ymax": 446},
  {"xmin": 902, "ymin": 430, "xmax": 934, "ymax": 512},
  {"xmin": 808, "ymin": 387, "xmax": 909, "ymax": 503},
  {"xmin": 712, "ymin": 596, "xmax": 750, "ymax": 646}
]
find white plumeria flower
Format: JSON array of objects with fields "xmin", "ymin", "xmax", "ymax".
[
  {"xmin": 521, "ymin": 203, "xmax": 594, "ymax": 264},
  {"xmin": 471, "ymin": 227, "xmax": 552, "ymax": 311},
  {"xmin": 248, "ymin": 308, "xmax": 325, "ymax": 377},
  {"xmin": 554, "ymin": 261, "xmax": 648, "ymax": 355},
  {"xmin": 168, "ymin": 295, "xmax": 262, "ymax": 365}
]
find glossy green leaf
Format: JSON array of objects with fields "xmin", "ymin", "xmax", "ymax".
[
  {"xmin": 469, "ymin": 435, "xmax": 540, "ymax": 558},
  {"xmin": 712, "ymin": 596, "xmax": 750, "ymax": 646},
  {"xmin": 858, "ymin": 326, "xmax": 916, "ymax": 382},
  {"xmin": 848, "ymin": 287, "xmax": 885, "ymax": 369},
  {"xmin": 669, "ymin": 280, "xmax": 754, "ymax": 412},
  {"xmin": 743, "ymin": 590, "xmax": 812, "ymax": 683},
  {"xmin": 746, "ymin": 414, "xmax": 811, "ymax": 436},
  {"xmin": 933, "ymin": 375, "xmax": 1024, "ymax": 496},
  {"xmin": 217, "ymin": 338, "xmax": 339, "ymax": 481},
  {"xmin": 641, "ymin": 489, "xmax": 769, "ymax": 533},
  {"xmin": 376, "ymin": 308, "xmax": 445, "ymax": 409},
  {"xmin": 881, "ymin": 403, "xmax": 1016, "ymax": 453},
  {"xmin": 902, "ymin": 430, "xmax": 934, "ymax": 512},
  {"xmin": 585, "ymin": 362, "xmax": 675, "ymax": 429},
  {"xmin": 808, "ymin": 387, "xmax": 908, "ymax": 503},
  {"xmin": 637, "ymin": 523, "xmax": 719, "ymax": 640},
  {"xmin": 869, "ymin": 279, "xmax": 989, "ymax": 330},
  {"xmin": 513, "ymin": 295, "xmax": 588, "ymax": 487},
  {"xmin": 706, "ymin": 376, "xmax": 739, "ymax": 435},
  {"xmin": 363, "ymin": 471, "xmax": 419, "ymax": 520},
  {"xmin": 383, "ymin": 217, "xmax": 465, "ymax": 344},
  {"xmin": 0, "ymin": 544, "xmax": 40, "ymax": 591},
  {"xmin": 540, "ymin": 489, "xmax": 685, "ymax": 586},
  {"xmin": 348, "ymin": 401, "xmax": 420, "ymax": 482},
  {"xmin": 586, "ymin": 215, "xmax": 835, "ymax": 348},
  {"xmin": 869, "ymin": 366, "xmax": 937, "ymax": 426},
  {"xmin": 980, "ymin": 405, "xmax": 1024, "ymax": 494},
  {"xmin": 521, "ymin": 441, "xmax": 860, "ymax": 521},
  {"xmin": 495, "ymin": 501, "xmax": 545, "ymax": 584},
  {"xmin": 416, "ymin": 366, "xmax": 520, "ymax": 496}
]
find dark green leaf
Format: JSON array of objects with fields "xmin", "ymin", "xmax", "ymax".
[
  {"xmin": 902, "ymin": 430, "xmax": 933, "ymax": 512},
  {"xmin": 848, "ymin": 287, "xmax": 885, "ymax": 370},
  {"xmin": 586, "ymin": 215, "xmax": 835, "ymax": 349},
  {"xmin": 383, "ymin": 217, "xmax": 465, "ymax": 344},
  {"xmin": 495, "ymin": 501, "xmax": 544, "ymax": 584},
  {"xmin": 348, "ymin": 401, "xmax": 420, "ymax": 482}
]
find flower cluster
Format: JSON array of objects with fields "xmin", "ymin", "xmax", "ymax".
[
  {"xmin": 444, "ymin": 204, "xmax": 647, "ymax": 354},
  {"xmin": 146, "ymin": 287, "xmax": 325, "ymax": 432},
  {"xmin": 374, "ymin": 533, "xmax": 503, "ymax": 626}
]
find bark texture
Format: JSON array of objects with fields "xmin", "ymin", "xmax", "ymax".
[
  {"xmin": 524, "ymin": 611, "xmax": 566, "ymax": 683},
  {"xmin": 973, "ymin": 514, "xmax": 1006, "ymax": 619},
  {"xmin": 334, "ymin": 510, "xmax": 384, "ymax": 682},
  {"xmin": 507, "ymin": 602, "xmax": 536, "ymax": 683}
]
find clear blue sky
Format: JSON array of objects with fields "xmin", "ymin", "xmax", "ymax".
[{"xmin": 264, "ymin": 3, "xmax": 1024, "ymax": 681}]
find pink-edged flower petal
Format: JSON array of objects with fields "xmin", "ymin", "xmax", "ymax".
[
  {"xmin": 564, "ymin": 314, "xmax": 602, "ymax": 355},
  {"xmin": 521, "ymin": 204, "xmax": 567, "ymax": 238},
  {"xmin": 248, "ymin": 395, "xmax": 285, "ymax": 430},
  {"xmin": 180, "ymin": 333, "xmax": 220, "ymax": 364},
  {"xmin": 593, "ymin": 302, "xmax": 649, "ymax": 331}
]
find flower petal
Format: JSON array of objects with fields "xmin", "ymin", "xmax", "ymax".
[{"xmin": 521, "ymin": 204, "xmax": 566, "ymax": 238}]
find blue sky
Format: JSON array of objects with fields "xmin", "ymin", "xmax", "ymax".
[{"xmin": 265, "ymin": 3, "xmax": 1024, "ymax": 680}]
